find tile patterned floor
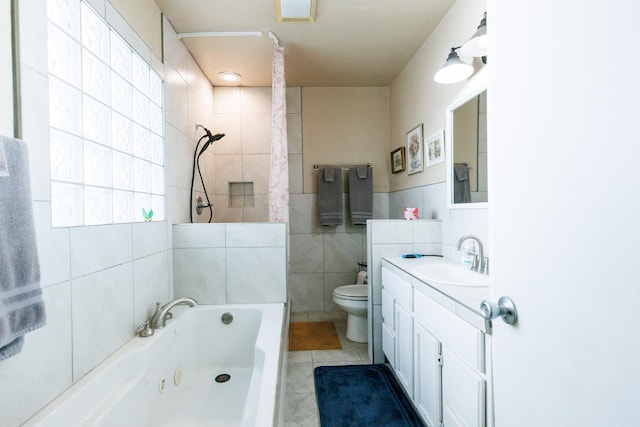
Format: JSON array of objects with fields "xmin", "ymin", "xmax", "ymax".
[{"xmin": 284, "ymin": 311, "xmax": 371, "ymax": 427}]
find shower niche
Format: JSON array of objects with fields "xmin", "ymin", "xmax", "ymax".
[{"xmin": 229, "ymin": 182, "xmax": 255, "ymax": 207}]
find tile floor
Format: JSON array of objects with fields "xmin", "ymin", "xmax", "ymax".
[{"xmin": 284, "ymin": 311, "xmax": 372, "ymax": 427}]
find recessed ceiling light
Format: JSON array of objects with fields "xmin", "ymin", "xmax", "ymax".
[
  {"xmin": 276, "ymin": 0, "xmax": 317, "ymax": 22},
  {"xmin": 217, "ymin": 72, "xmax": 242, "ymax": 83}
]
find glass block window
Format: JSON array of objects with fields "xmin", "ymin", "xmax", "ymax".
[
  {"xmin": 47, "ymin": 0, "xmax": 164, "ymax": 227},
  {"xmin": 229, "ymin": 182, "xmax": 255, "ymax": 207}
]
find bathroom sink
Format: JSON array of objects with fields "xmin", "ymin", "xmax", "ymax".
[{"xmin": 411, "ymin": 264, "xmax": 490, "ymax": 287}]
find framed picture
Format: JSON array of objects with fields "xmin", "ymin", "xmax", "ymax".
[
  {"xmin": 406, "ymin": 124, "xmax": 424, "ymax": 175},
  {"xmin": 425, "ymin": 130, "xmax": 445, "ymax": 167},
  {"xmin": 390, "ymin": 147, "xmax": 406, "ymax": 174}
]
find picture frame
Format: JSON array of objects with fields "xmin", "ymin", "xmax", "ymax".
[
  {"xmin": 406, "ymin": 124, "xmax": 424, "ymax": 175},
  {"xmin": 390, "ymin": 147, "xmax": 406, "ymax": 174},
  {"xmin": 425, "ymin": 130, "xmax": 445, "ymax": 167}
]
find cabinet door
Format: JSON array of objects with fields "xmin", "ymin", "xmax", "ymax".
[
  {"xmin": 395, "ymin": 302, "xmax": 413, "ymax": 398},
  {"xmin": 414, "ymin": 322, "xmax": 442, "ymax": 427},
  {"xmin": 442, "ymin": 346, "xmax": 486, "ymax": 427},
  {"xmin": 382, "ymin": 323, "xmax": 395, "ymax": 367}
]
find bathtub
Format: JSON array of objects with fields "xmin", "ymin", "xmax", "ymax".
[{"xmin": 24, "ymin": 303, "xmax": 288, "ymax": 427}]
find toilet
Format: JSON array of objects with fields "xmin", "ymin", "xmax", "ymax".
[{"xmin": 333, "ymin": 271, "xmax": 368, "ymax": 343}]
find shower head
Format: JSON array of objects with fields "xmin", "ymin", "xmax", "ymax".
[{"xmin": 198, "ymin": 131, "xmax": 225, "ymax": 156}]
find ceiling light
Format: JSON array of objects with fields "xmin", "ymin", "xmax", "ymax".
[
  {"xmin": 217, "ymin": 72, "xmax": 241, "ymax": 83},
  {"xmin": 433, "ymin": 47, "xmax": 474, "ymax": 84},
  {"xmin": 276, "ymin": 0, "xmax": 317, "ymax": 23},
  {"xmin": 459, "ymin": 12, "xmax": 487, "ymax": 58}
]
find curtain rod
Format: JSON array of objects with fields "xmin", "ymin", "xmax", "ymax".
[{"xmin": 313, "ymin": 163, "xmax": 371, "ymax": 171}]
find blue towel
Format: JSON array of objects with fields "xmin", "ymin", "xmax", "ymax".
[
  {"xmin": 319, "ymin": 168, "xmax": 343, "ymax": 226},
  {"xmin": 0, "ymin": 135, "xmax": 46, "ymax": 360}
]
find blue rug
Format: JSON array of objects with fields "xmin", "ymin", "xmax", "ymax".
[{"xmin": 314, "ymin": 364, "xmax": 425, "ymax": 427}]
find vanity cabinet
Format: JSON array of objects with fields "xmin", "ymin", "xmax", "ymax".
[
  {"xmin": 414, "ymin": 290, "xmax": 486, "ymax": 427},
  {"xmin": 382, "ymin": 264, "xmax": 490, "ymax": 427}
]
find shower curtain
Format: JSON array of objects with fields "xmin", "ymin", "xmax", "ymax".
[{"xmin": 268, "ymin": 45, "xmax": 289, "ymax": 223}]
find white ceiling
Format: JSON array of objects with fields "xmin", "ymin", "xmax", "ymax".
[{"xmin": 153, "ymin": 0, "xmax": 456, "ymax": 87}]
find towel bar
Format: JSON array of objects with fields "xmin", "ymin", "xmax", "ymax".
[{"xmin": 313, "ymin": 163, "xmax": 371, "ymax": 171}]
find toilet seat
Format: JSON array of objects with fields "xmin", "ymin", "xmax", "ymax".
[{"xmin": 333, "ymin": 285, "xmax": 367, "ymax": 301}]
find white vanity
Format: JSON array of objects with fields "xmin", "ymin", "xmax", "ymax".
[{"xmin": 381, "ymin": 256, "xmax": 493, "ymax": 427}]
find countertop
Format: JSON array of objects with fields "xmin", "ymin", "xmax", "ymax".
[{"xmin": 382, "ymin": 256, "xmax": 492, "ymax": 333}]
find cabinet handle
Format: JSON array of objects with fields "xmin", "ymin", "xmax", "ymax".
[{"xmin": 480, "ymin": 297, "xmax": 518, "ymax": 325}]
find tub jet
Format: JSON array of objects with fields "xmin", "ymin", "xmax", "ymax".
[
  {"xmin": 215, "ymin": 373, "xmax": 231, "ymax": 383},
  {"xmin": 221, "ymin": 312, "xmax": 233, "ymax": 324}
]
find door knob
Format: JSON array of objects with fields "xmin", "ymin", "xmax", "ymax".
[{"xmin": 480, "ymin": 296, "xmax": 518, "ymax": 325}]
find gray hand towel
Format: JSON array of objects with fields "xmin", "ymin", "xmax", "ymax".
[
  {"xmin": 319, "ymin": 168, "xmax": 343, "ymax": 226},
  {"xmin": 0, "ymin": 135, "xmax": 46, "ymax": 360},
  {"xmin": 454, "ymin": 163, "xmax": 469, "ymax": 180},
  {"xmin": 453, "ymin": 163, "xmax": 471, "ymax": 203},
  {"xmin": 349, "ymin": 166, "xmax": 373, "ymax": 225},
  {"xmin": 323, "ymin": 167, "xmax": 335, "ymax": 183}
]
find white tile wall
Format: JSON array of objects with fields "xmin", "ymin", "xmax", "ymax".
[
  {"xmin": 227, "ymin": 247, "xmax": 287, "ymax": 303},
  {"xmin": 0, "ymin": 283, "xmax": 72, "ymax": 427},
  {"xmin": 69, "ymin": 224, "xmax": 133, "ymax": 278},
  {"xmin": 367, "ymin": 219, "xmax": 443, "ymax": 363},
  {"xmin": 0, "ymin": 2, "xmax": 207, "ymax": 424},
  {"xmin": 389, "ymin": 182, "xmax": 489, "ymax": 259},
  {"xmin": 71, "ymin": 263, "xmax": 134, "ymax": 380},
  {"xmin": 172, "ymin": 223, "xmax": 288, "ymax": 305},
  {"xmin": 211, "ymin": 86, "xmax": 303, "ymax": 223}
]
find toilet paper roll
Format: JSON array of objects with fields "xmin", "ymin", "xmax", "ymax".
[{"xmin": 356, "ymin": 271, "xmax": 367, "ymax": 284}]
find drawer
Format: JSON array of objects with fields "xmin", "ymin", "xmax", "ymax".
[
  {"xmin": 382, "ymin": 267, "xmax": 412, "ymax": 309},
  {"xmin": 414, "ymin": 290, "xmax": 485, "ymax": 372}
]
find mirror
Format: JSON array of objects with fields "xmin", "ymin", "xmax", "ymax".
[{"xmin": 446, "ymin": 89, "xmax": 487, "ymax": 207}]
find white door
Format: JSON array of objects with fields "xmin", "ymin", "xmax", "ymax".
[{"xmin": 490, "ymin": 1, "xmax": 640, "ymax": 425}]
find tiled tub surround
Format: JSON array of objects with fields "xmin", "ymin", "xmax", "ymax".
[
  {"xmin": 173, "ymin": 223, "xmax": 288, "ymax": 304},
  {"xmin": 0, "ymin": 1, "xmax": 214, "ymax": 425},
  {"xmin": 24, "ymin": 303, "xmax": 287, "ymax": 427},
  {"xmin": 366, "ymin": 219, "xmax": 443, "ymax": 363}
]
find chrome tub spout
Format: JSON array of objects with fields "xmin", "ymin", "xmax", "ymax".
[{"xmin": 149, "ymin": 297, "xmax": 198, "ymax": 329}]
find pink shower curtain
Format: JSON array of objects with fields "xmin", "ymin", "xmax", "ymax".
[{"xmin": 268, "ymin": 45, "xmax": 289, "ymax": 223}]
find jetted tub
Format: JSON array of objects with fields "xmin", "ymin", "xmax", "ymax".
[{"xmin": 24, "ymin": 303, "xmax": 288, "ymax": 427}]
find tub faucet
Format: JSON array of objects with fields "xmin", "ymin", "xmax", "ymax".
[
  {"xmin": 149, "ymin": 297, "xmax": 198, "ymax": 329},
  {"xmin": 456, "ymin": 235, "xmax": 489, "ymax": 274}
]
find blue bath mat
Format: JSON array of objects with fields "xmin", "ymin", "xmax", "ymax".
[{"xmin": 314, "ymin": 364, "xmax": 425, "ymax": 427}]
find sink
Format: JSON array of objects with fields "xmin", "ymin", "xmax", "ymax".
[{"xmin": 411, "ymin": 263, "xmax": 490, "ymax": 287}]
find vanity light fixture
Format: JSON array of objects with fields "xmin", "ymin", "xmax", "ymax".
[
  {"xmin": 217, "ymin": 72, "xmax": 242, "ymax": 83},
  {"xmin": 459, "ymin": 12, "xmax": 487, "ymax": 63},
  {"xmin": 276, "ymin": 0, "xmax": 317, "ymax": 23},
  {"xmin": 433, "ymin": 47, "xmax": 474, "ymax": 84}
]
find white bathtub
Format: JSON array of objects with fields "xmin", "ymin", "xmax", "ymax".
[{"xmin": 24, "ymin": 303, "xmax": 287, "ymax": 427}]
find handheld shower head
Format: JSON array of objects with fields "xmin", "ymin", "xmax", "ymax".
[
  {"xmin": 190, "ymin": 127, "xmax": 225, "ymax": 224},
  {"xmin": 198, "ymin": 132, "xmax": 225, "ymax": 156}
]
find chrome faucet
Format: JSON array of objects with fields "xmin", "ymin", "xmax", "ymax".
[
  {"xmin": 149, "ymin": 297, "xmax": 198, "ymax": 329},
  {"xmin": 456, "ymin": 235, "xmax": 489, "ymax": 274}
]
